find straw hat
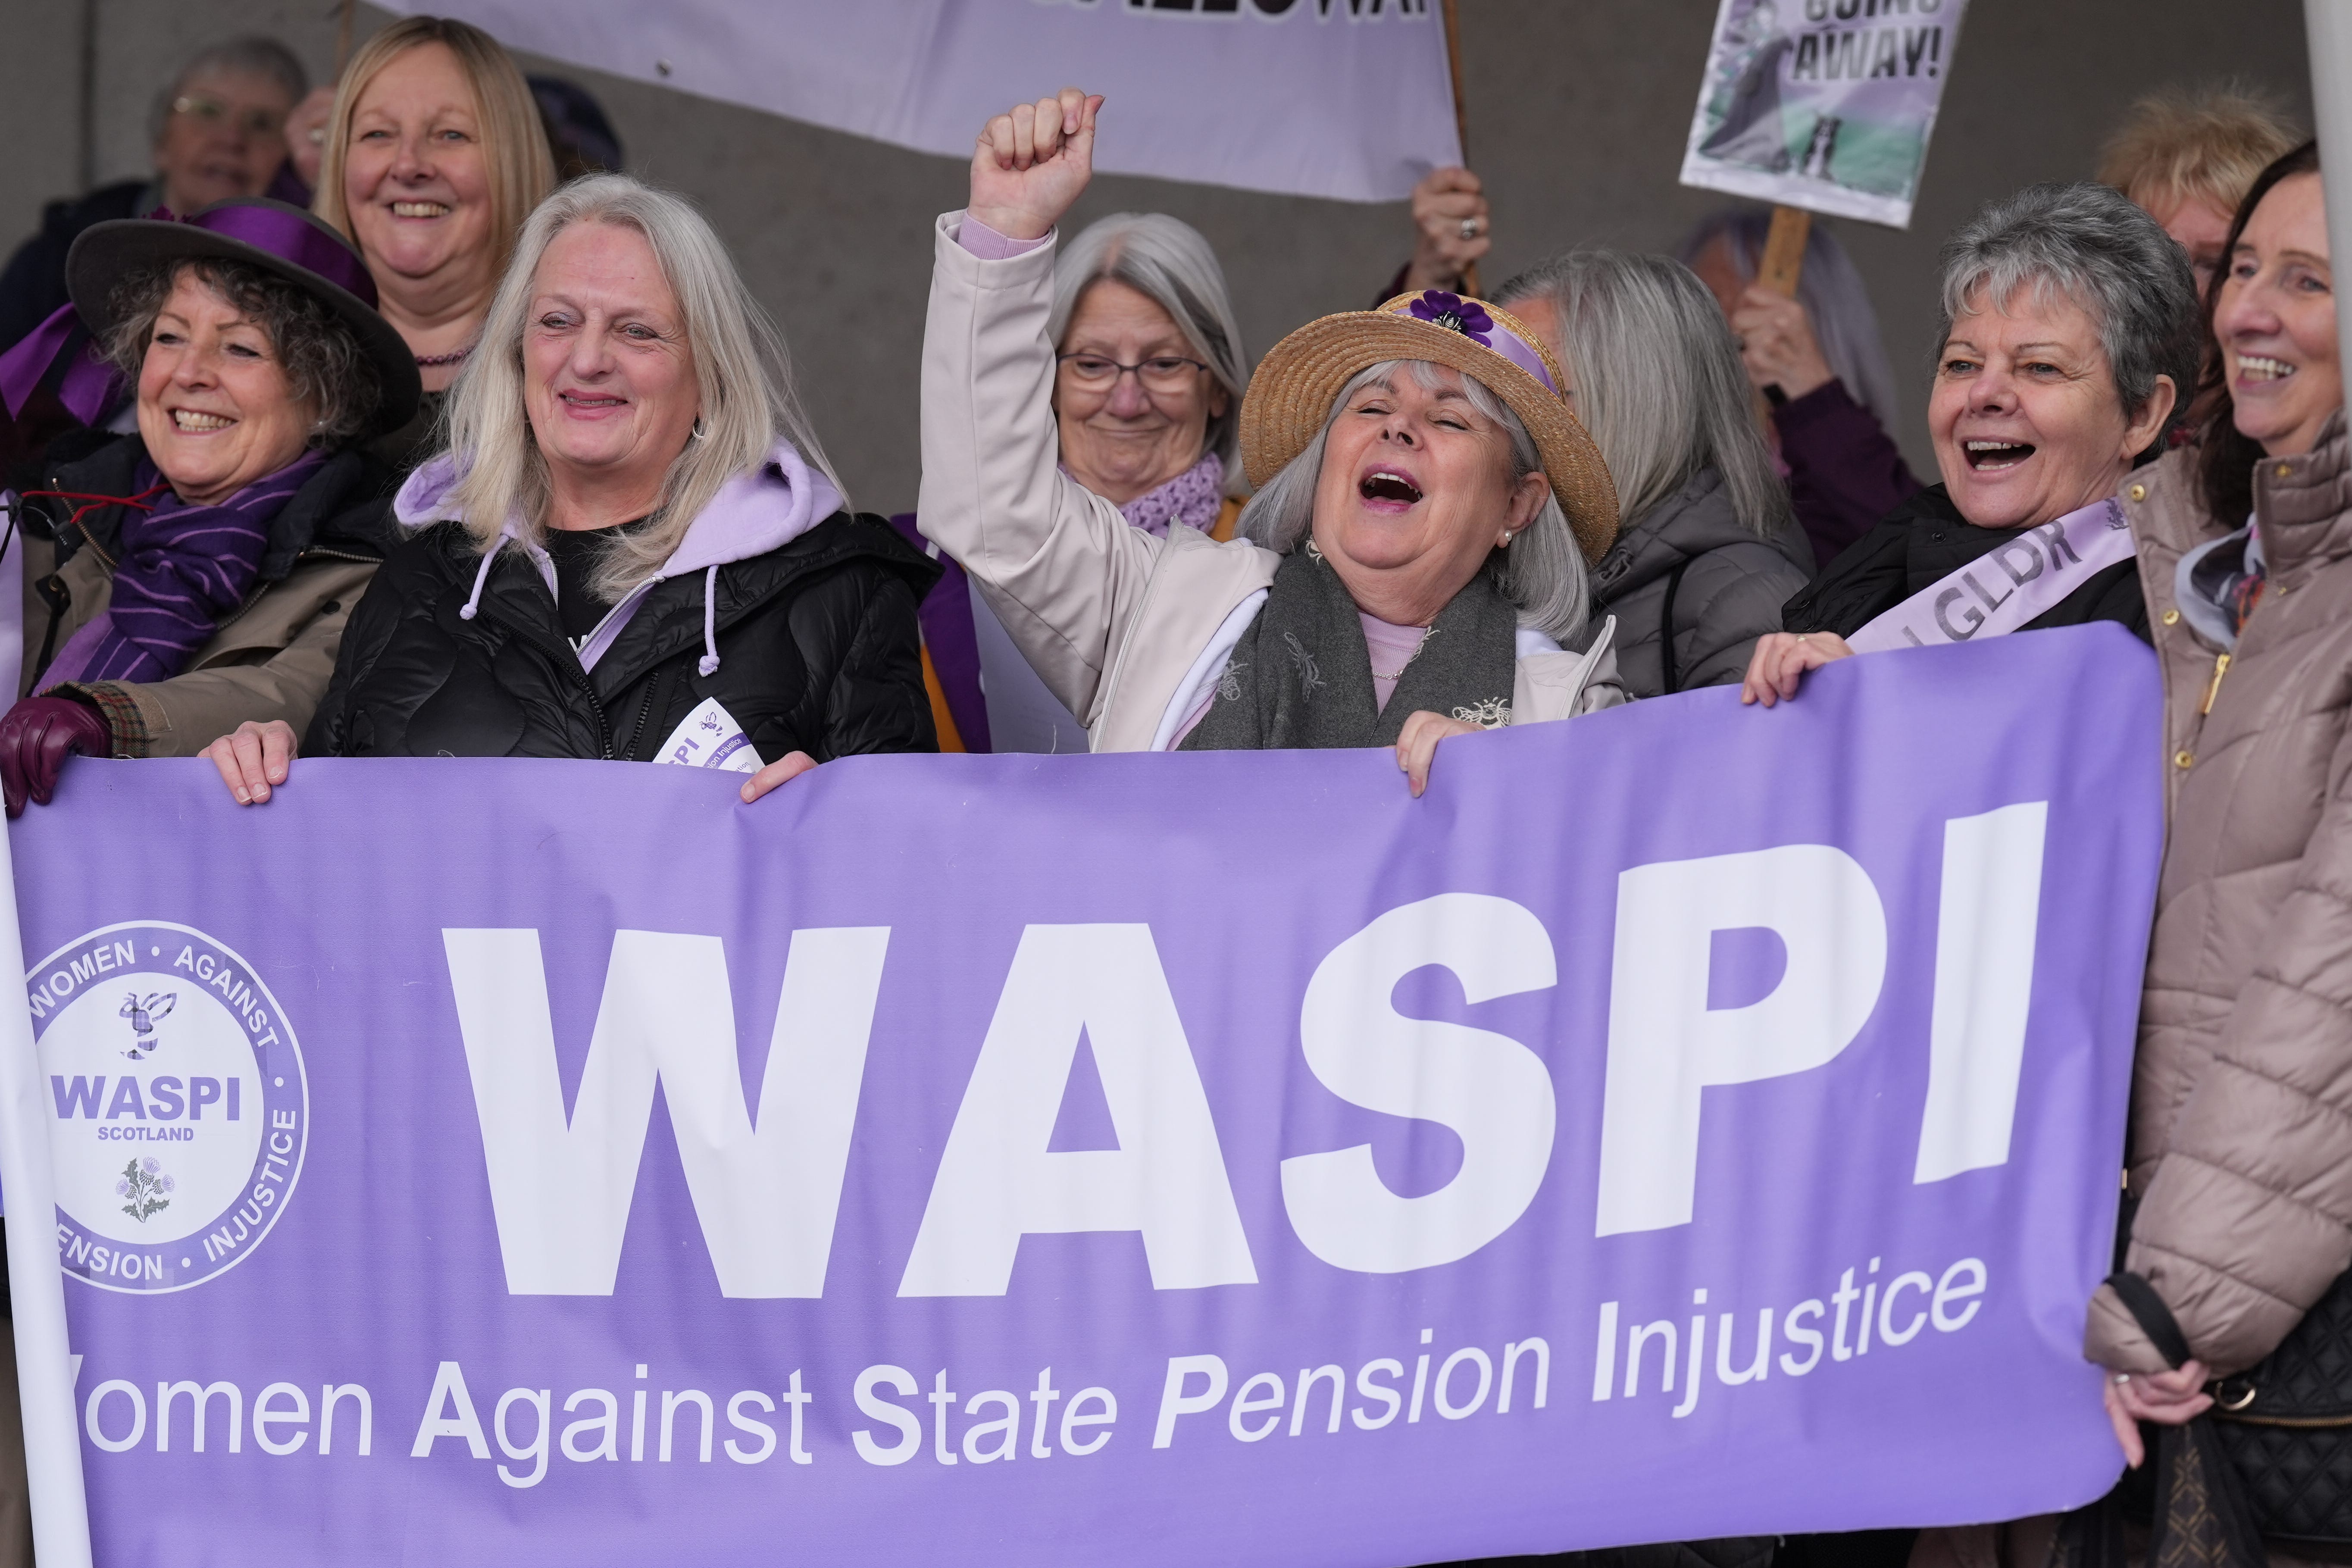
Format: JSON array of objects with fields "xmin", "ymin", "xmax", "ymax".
[{"xmin": 1239, "ymin": 290, "xmax": 1618, "ymax": 563}]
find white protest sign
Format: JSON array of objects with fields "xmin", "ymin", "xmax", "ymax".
[
  {"xmin": 373, "ymin": 0, "xmax": 1462, "ymax": 203},
  {"xmin": 1679, "ymin": 0, "xmax": 1970, "ymax": 228}
]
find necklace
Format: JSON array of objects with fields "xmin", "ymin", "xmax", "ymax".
[
  {"xmin": 1370, "ymin": 626, "xmax": 1437, "ymax": 682},
  {"xmin": 413, "ymin": 343, "xmax": 474, "ymax": 368}
]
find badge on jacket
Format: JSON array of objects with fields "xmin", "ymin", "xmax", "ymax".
[{"xmin": 654, "ymin": 697, "xmax": 764, "ymax": 773}]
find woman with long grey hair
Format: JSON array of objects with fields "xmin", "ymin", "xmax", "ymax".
[
  {"xmin": 916, "ymin": 205, "xmax": 1254, "ymax": 754},
  {"xmin": 1682, "ymin": 209, "xmax": 1924, "ymax": 566},
  {"xmin": 216, "ymin": 173, "xmax": 939, "ymax": 799},
  {"xmin": 1496, "ymin": 253, "xmax": 1813, "ymax": 698},
  {"xmin": 923, "ymin": 90, "xmax": 1623, "ymax": 795}
]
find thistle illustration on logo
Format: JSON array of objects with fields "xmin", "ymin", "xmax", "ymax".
[
  {"xmin": 118, "ymin": 991, "xmax": 175, "ymax": 1060},
  {"xmin": 116, "ymin": 1158, "xmax": 173, "ymax": 1224}
]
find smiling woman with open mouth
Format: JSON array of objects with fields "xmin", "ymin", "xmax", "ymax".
[
  {"xmin": 1742, "ymin": 182, "xmax": 2201, "ymax": 707},
  {"xmin": 0, "ymin": 196, "xmax": 419, "ymax": 817},
  {"xmin": 922, "ymin": 89, "xmax": 1627, "ymax": 798},
  {"xmin": 309, "ymin": 16, "xmax": 555, "ymax": 466}
]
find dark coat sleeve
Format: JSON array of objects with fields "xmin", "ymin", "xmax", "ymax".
[
  {"xmin": 0, "ymin": 218, "xmax": 72, "ymax": 354},
  {"xmin": 1774, "ymin": 382, "xmax": 1925, "ymax": 571},
  {"xmin": 810, "ymin": 566, "xmax": 936, "ymax": 759},
  {"xmin": 1673, "ymin": 541, "xmax": 1817, "ymax": 691},
  {"xmin": 303, "ymin": 535, "xmax": 427, "ymax": 756}
]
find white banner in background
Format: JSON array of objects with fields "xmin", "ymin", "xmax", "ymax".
[{"xmin": 375, "ymin": 0, "xmax": 1462, "ymax": 203}]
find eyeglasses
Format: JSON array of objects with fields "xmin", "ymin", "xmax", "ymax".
[
  {"xmin": 1056, "ymin": 353, "xmax": 1213, "ymax": 394},
  {"xmin": 172, "ymin": 95, "xmax": 288, "ymax": 138}
]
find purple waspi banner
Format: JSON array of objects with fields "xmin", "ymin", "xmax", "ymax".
[{"xmin": 4, "ymin": 626, "xmax": 2160, "ymax": 1566}]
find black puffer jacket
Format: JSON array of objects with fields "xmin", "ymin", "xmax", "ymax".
[{"xmin": 307, "ymin": 510, "xmax": 940, "ymax": 763}]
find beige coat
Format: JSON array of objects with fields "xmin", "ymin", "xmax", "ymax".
[
  {"xmin": 18, "ymin": 446, "xmax": 385, "ymax": 757},
  {"xmin": 915, "ymin": 213, "xmax": 1623, "ymax": 750},
  {"xmin": 2086, "ymin": 418, "xmax": 2352, "ymax": 1377}
]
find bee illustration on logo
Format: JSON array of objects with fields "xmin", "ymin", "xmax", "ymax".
[{"xmin": 118, "ymin": 992, "xmax": 177, "ymax": 1060}]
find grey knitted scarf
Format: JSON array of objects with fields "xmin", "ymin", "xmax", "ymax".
[{"xmin": 1179, "ymin": 545, "xmax": 1518, "ymax": 751}]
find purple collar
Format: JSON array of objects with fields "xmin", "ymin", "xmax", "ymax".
[{"xmin": 1109, "ymin": 451, "xmax": 1226, "ymax": 538}]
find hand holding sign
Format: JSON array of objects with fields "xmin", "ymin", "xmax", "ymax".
[
  {"xmin": 969, "ymin": 88, "xmax": 1104, "ymax": 243},
  {"xmin": 1730, "ymin": 285, "xmax": 1836, "ymax": 402}
]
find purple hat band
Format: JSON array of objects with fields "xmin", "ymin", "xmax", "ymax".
[
  {"xmin": 1392, "ymin": 290, "xmax": 1560, "ymax": 398},
  {"xmin": 178, "ymin": 202, "xmax": 381, "ymax": 308},
  {"xmin": 0, "ymin": 203, "xmax": 378, "ymax": 424},
  {"xmin": 1477, "ymin": 327, "xmax": 1560, "ymax": 397}
]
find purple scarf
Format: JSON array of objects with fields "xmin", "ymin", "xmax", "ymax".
[
  {"xmin": 1115, "ymin": 451, "xmax": 1227, "ymax": 538},
  {"xmin": 45, "ymin": 451, "xmax": 325, "ymax": 687}
]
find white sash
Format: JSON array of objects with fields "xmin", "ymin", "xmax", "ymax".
[{"xmin": 1845, "ymin": 496, "xmax": 2136, "ymax": 654}]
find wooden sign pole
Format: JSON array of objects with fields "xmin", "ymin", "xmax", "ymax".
[
  {"xmin": 1758, "ymin": 203, "xmax": 1811, "ymax": 297},
  {"xmin": 1441, "ymin": 0, "xmax": 1480, "ymax": 299}
]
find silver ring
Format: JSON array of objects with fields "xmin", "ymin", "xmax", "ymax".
[
  {"xmin": 1459, "ymin": 219, "xmax": 1480, "ymax": 240},
  {"xmin": 2115, "ymin": 1373, "xmax": 2132, "ymax": 1386}
]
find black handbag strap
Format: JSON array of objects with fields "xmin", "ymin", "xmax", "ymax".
[
  {"xmin": 1658, "ymin": 556, "xmax": 1693, "ymax": 696},
  {"xmin": 2108, "ymin": 1270, "xmax": 2194, "ymax": 1370},
  {"xmin": 2105, "ymin": 1273, "xmax": 2268, "ymax": 1566}
]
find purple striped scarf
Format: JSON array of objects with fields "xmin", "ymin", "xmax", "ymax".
[{"xmin": 46, "ymin": 451, "xmax": 324, "ymax": 687}]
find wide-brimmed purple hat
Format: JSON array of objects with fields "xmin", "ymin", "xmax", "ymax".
[{"xmin": 2, "ymin": 197, "xmax": 421, "ymax": 438}]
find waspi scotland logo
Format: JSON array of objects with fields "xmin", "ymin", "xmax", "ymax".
[{"xmin": 29, "ymin": 922, "xmax": 307, "ymax": 1292}]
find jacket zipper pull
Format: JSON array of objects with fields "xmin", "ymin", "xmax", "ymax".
[{"xmin": 2201, "ymin": 651, "xmax": 2233, "ymax": 717}]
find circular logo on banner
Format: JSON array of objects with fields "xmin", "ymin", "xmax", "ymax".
[{"xmin": 28, "ymin": 923, "xmax": 307, "ymax": 1293}]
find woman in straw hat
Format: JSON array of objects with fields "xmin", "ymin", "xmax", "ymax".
[{"xmin": 920, "ymin": 90, "xmax": 1624, "ymax": 795}]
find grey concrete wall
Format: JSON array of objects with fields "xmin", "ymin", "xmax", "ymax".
[{"xmin": 0, "ymin": 0, "xmax": 2318, "ymax": 511}]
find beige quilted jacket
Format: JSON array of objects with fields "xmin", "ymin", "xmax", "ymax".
[
  {"xmin": 2086, "ymin": 415, "xmax": 2352, "ymax": 1377},
  {"xmin": 914, "ymin": 213, "xmax": 1624, "ymax": 751}
]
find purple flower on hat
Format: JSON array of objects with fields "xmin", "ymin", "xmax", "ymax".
[{"xmin": 1406, "ymin": 290, "xmax": 1494, "ymax": 346}]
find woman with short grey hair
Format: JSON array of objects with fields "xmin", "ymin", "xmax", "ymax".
[
  {"xmin": 924, "ymin": 89, "xmax": 1624, "ymax": 795},
  {"xmin": 1744, "ymin": 182, "xmax": 2200, "ymax": 707},
  {"xmin": 931, "ymin": 207, "xmax": 1255, "ymax": 753},
  {"xmin": 1496, "ymin": 251, "xmax": 1813, "ymax": 698}
]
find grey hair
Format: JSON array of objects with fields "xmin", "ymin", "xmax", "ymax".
[
  {"xmin": 1235, "ymin": 360, "xmax": 1589, "ymax": 646},
  {"xmin": 1497, "ymin": 251, "xmax": 1792, "ymax": 538},
  {"xmin": 103, "ymin": 257, "xmax": 381, "ymax": 449},
  {"xmin": 1935, "ymin": 182, "xmax": 2202, "ymax": 448},
  {"xmin": 445, "ymin": 174, "xmax": 847, "ymax": 599},
  {"xmin": 1049, "ymin": 213, "xmax": 1249, "ymax": 478},
  {"xmin": 1677, "ymin": 208, "xmax": 1903, "ymax": 434},
  {"xmin": 149, "ymin": 37, "xmax": 308, "ymax": 146}
]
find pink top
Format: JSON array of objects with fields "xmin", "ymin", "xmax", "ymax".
[
  {"xmin": 956, "ymin": 213, "xmax": 1051, "ymax": 261},
  {"xmin": 1360, "ymin": 612, "xmax": 1428, "ymax": 712}
]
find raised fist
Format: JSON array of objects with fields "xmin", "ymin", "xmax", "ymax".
[{"xmin": 969, "ymin": 88, "xmax": 1104, "ymax": 243}]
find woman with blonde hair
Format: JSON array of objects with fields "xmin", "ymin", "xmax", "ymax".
[
  {"xmin": 2100, "ymin": 81, "xmax": 2302, "ymax": 295},
  {"xmin": 202, "ymin": 174, "xmax": 938, "ymax": 805},
  {"xmin": 312, "ymin": 15, "xmax": 556, "ymax": 460}
]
